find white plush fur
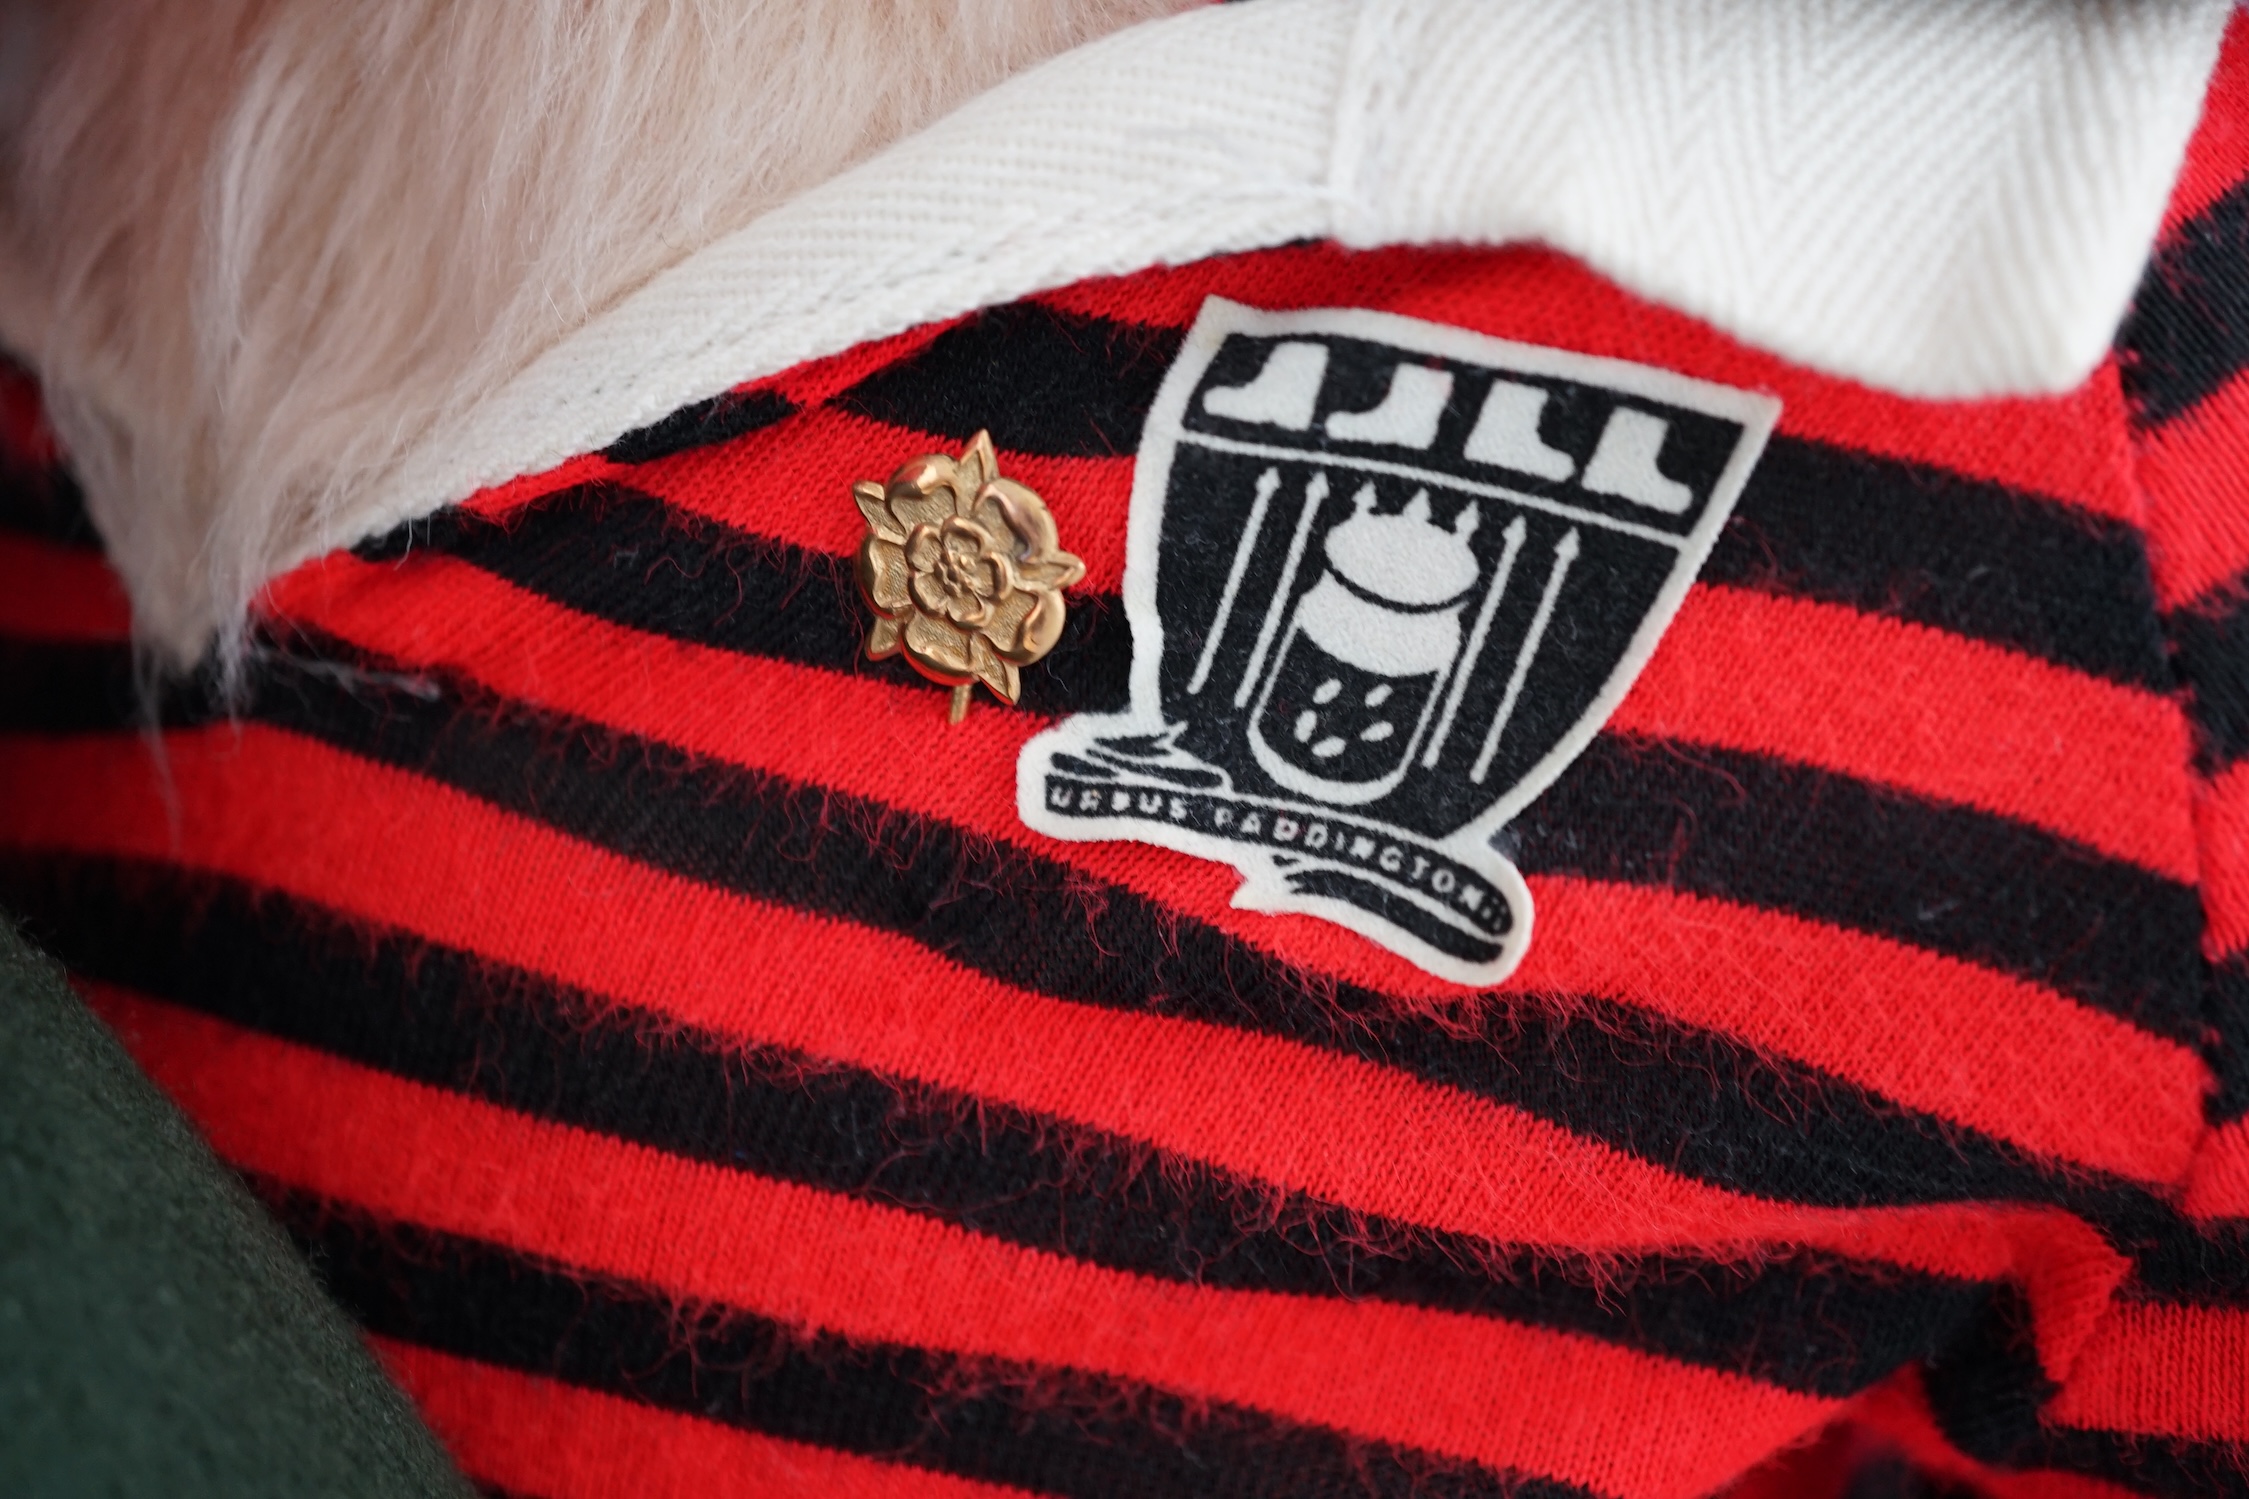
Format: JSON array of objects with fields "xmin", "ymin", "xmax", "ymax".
[{"xmin": 0, "ymin": 0, "xmax": 1190, "ymax": 670}]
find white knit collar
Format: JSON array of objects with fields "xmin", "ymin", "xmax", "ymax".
[{"xmin": 349, "ymin": 0, "xmax": 2228, "ymax": 550}]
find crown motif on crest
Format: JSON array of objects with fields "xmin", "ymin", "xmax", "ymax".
[{"xmin": 1322, "ymin": 487, "xmax": 1481, "ymax": 610}]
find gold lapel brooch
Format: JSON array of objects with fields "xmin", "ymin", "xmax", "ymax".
[{"xmin": 853, "ymin": 431, "xmax": 1086, "ymax": 723}]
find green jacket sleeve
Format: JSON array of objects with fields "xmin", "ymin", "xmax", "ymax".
[{"xmin": 0, "ymin": 919, "xmax": 471, "ymax": 1498}]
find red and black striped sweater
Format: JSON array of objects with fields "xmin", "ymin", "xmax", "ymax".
[{"xmin": 5, "ymin": 17, "xmax": 2249, "ymax": 1499}]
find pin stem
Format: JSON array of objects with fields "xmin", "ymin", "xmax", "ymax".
[{"xmin": 949, "ymin": 684, "xmax": 972, "ymax": 724}]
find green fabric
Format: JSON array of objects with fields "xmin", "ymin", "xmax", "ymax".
[{"xmin": 0, "ymin": 921, "xmax": 472, "ymax": 1499}]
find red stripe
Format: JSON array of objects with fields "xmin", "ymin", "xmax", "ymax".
[
  {"xmin": 2044, "ymin": 1302, "xmax": 2249, "ymax": 1446},
  {"xmin": 2197, "ymin": 758, "xmax": 2249, "ymax": 960},
  {"xmin": 1033, "ymin": 243, "xmax": 2144, "ymax": 526},
  {"xmin": 2158, "ymin": 8, "xmax": 2249, "ymax": 238},
  {"xmin": 372, "ymin": 1336, "xmax": 1032, "ymax": 1499},
  {"xmin": 2186, "ymin": 1117, "xmax": 2249, "ymax": 1221},
  {"xmin": 0, "ymin": 532, "xmax": 132, "ymax": 640},
  {"xmin": 101, "ymin": 989, "xmax": 1838, "ymax": 1499},
  {"xmin": 1616, "ymin": 582, "xmax": 2196, "ymax": 881},
  {"xmin": 1, "ymin": 727, "xmax": 2064, "ymax": 1276},
  {"xmin": 2138, "ymin": 373, "xmax": 2249, "ymax": 610},
  {"xmin": 272, "ymin": 555, "xmax": 2210, "ymax": 1183}
]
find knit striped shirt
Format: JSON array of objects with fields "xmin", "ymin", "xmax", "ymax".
[{"xmin": 3, "ymin": 22, "xmax": 2249, "ymax": 1499}]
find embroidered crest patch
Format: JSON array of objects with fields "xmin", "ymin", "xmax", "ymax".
[{"xmin": 1017, "ymin": 299, "xmax": 1779, "ymax": 984}]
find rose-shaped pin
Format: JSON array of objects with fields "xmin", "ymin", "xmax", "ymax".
[{"xmin": 854, "ymin": 431, "xmax": 1086, "ymax": 722}]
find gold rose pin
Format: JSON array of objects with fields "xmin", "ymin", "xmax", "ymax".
[{"xmin": 853, "ymin": 431, "xmax": 1086, "ymax": 724}]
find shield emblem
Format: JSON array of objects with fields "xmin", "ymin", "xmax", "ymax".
[{"xmin": 1018, "ymin": 298, "xmax": 1779, "ymax": 984}]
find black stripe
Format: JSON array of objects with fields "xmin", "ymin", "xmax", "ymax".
[
  {"xmin": 600, "ymin": 388, "xmax": 799, "ymax": 465},
  {"xmin": 0, "ymin": 849, "xmax": 1991, "ymax": 1400},
  {"xmin": 1508, "ymin": 734, "xmax": 2207, "ymax": 1046},
  {"xmin": 0, "ymin": 457, "xmax": 99, "ymax": 549},
  {"xmin": 816, "ymin": 301, "xmax": 2167, "ymax": 688},
  {"xmin": 1922, "ymin": 1285, "xmax": 2249, "ymax": 1498},
  {"xmin": 1705, "ymin": 440, "xmax": 2168, "ymax": 691},
  {"xmin": 353, "ymin": 489, "xmax": 2204, "ymax": 1043},
  {"xmin": 279, "ymin": 1192, "xmax": 1593, "ymax": 1499},
  {"xmin": 2121, "ymin": 177, "xmax": 2249, "ymax": 429},
  {"xmin": 2166, "ymin": 582, "xmax": 2249, "ymax": 772},
  {"xmin": 833, "ymin": 302, "xmax": 1185, "ymax": 459},
  {"xmin": 2210, "ymin": 955, "xmax": 2249, "ymax": 1125},
  {"xmin": 0, "ymin": 637, "xmax": 151, "ymax": 731},
  {"xmin": 2126, "ymin": 1219, "xmax": 2249, "ymax": 1308}
]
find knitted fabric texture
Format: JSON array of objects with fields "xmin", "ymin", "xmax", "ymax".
[{"xmin": 4, "ymin": 23, "xmax": 2249, "ymax": 1499}]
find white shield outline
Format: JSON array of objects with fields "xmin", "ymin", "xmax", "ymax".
[{"xmin": 1018, "ymin": 298, "xmax": 1779, "ymax": 986}]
